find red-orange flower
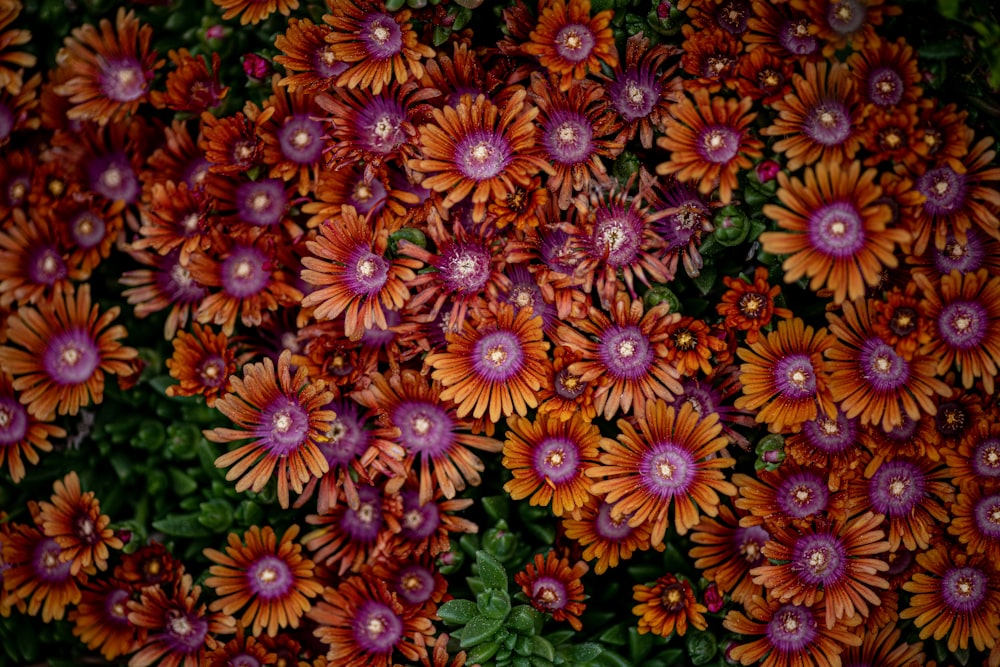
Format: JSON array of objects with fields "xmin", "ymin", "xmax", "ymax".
[
  {"xmin": 36, "ymin": 471, "xmax": 122, "ymax": 575},
  {"xmin": 562, "ymin": 496, "xmax": 660, "ymax": 575},
  {"xmin": 716, "ymin": 266, "xmax": 793, "ymax": 345},
  {"xmin": 0, "ymin": 372, "xmax": 64, "ymax": 483},
  {"xmin": 522, "ymin": 0, "xmax": 618, "ymax": 91},
  {"xmin": 514, "ymin": 550, "xmax": 589, "ymax": 631},
  {"xmin": 632, "ymin": 573, "xmax": 707, "ymax": 637},
  {"xmin": 211, "ymin": 0, "xmax": 298, "ymax": 25}
]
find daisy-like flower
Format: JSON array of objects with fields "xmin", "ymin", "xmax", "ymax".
[
  {"xmin": 734, "ymin": 318, "xmax": 837, "ymax": 433},
  {"xmin": 793, "ymin": 0, "xmax": 900, "ymax": 57},
  {"xmin": 69, "ymin": 577, "xmax": 145, "ymax": 661},
  {"xmin": 716, "ymin": 266, "xmax": 793, "ymax": 345},
  {"xmin": 164, "ymin": 324, "xmax": 237, "ymax": 407},
  {"xmin": 825, "ymin": 299, "xmax": 950, "ymax": 432},
  {"xmin": 203, "ymin": 525, "xmax": 323, "ymax": 637},
  {"xmin": 678, "ymin": 25, "xmax": 743, "ymax": 91},
  {"xmin": 36, "ymin": 471, "xmax": 122, "ymax": 575},
  {"xmin": 909, "ymin": 228, "xmax": 1000, "ymax": 282},
  {"xmin": 662, "ymin": 316, "xmax": 728, "ymax": 377},
  {"xmin": 783, "ymin": 409, "xmax": 865, "ymax": 489},
  {"xmin": 212, "ymin": 0, "xmax": 298, "ymax": 25},
  {"xmin": 0, "ymin": 1, "xmax": 36, "ymax": 95},
  {"xmin": 502, "ymin": 412, "xmax": 602, "ymax": 518},
  {"xmin": 676, "ymin": 365, "xmax": 757, "ymax": 451},
  {"xmin": 607, "ymin": 33, "xmax": 681, "ymax": 149},
  {"xmin": 308, "ymin": 569, "xmax": 435, "ymax": 667},
  {"xmin": 149, "ymin": 48, "xmax": 227, "ymax": 115},
  {"xmin": 522, "ymin": 0, "xmax": 617, "ymax": 91},
  {"xmin": 750, "ymin": 511, "xmax": 890, "ymax": 627},
  {"xmin": 915, "ymin": 269, "xmax": 1000, "ymax": 394},
  {"xmin": 557, "ymin": 295, "xmax": 683, "ymax": 421},
  {"xmin": 536, "ymin": 346, "xmax": 597, "ymax": 424},
  {"xmin": 909, "ymin": 98, "xmax": 973, "ymax": 171},
  {"xmin": 0, "ymin": 284, "xmax": 137, "ymax": 420},
  {"xmin": 759, "ymin": 160, "xmax": 910, "ymax": 304},
  {"xmin": 53, "ymin": 8, "xmax": 162, "ymax": 125},
  {"xmin": 949, "ymin": 487, "xmax": 1000, "ymax": 563},
  {"xmin": 946, "ymin": 417, "xmax": 1000, "ymax": 492},
  {"xmin": 632, "ymin": 573, "xmax": 707, "ymax": 637},
  {"xmin": 689, "ymin": 503, "xmax": 769, "ymax": 606},
  {"xmin": 387, "ymin": 486, "xmax": 477, "ymax": 560},
  {"xmin": 729, "ymin": 46, "xmax": 793, "ymax": 104},
  {"xmin": 114, "ymin": 541, "xmax": 183, "ymax": 591},
  {"xmin": 0, "ymin": 372, "xmax": 64, "ymax": 483},
  {"xmin": 528, "ymin": 74, "xmax": 620, "ymax": 209},
  {"xmin": 723, "ymin": 596, "xmax": 862, "ymax": 667},
  {"xmin": 744, "ymin": 0, "xmax": 819, "ymax": 58},
  {"xmin": 301, "ymin": 205, "xmax": 421, "ymax": 340},
  {"xmin": 205, "ymin": 628, "xmax": 276, "ymax": 667},
  {"xmin": 761, "ymin": 62, "xmax": 863, "ymax": 172},
  {"xmin": 587, "ymin": 400, "xmax": 736, "ymax": 546},
  {"xmin": 199, "ymin": 109, "xmax": 274, "ymax": 177},
  {"xmin": 120, "ymin": 248, "xmax": 208, "ymax": 341},
  {"xmin": 370, "ymin": 553, "xmax": 447, "ymax": 614},
  {"xmin": 144, "ymin": 119, "xmax": 211, "ymax": 190},
  {"xmin": 353, "ymin": 370, "xmax": 503, "ymax": 504},
  {"xmin": 562, "ymin": 496, "xmax": 660, "ymax": 575},
  {"xmin": 205, "ymin": 349, "xmax": 335, "ymax": 509},
  {"xmin": 204, "ymin": 173, "xmax": 291, "ymax": 233},
  {"xmin": 409, "ymin": 89, "xmax": 552, "ymax": 223},
  {"xmin": 127, "ymin": 573, "xmax": 236, "ymax": 667},
  {"xmin": 869, "ymin": 280, "xmax": 933, "ymax": 360},
  {"xmin": 0, "ymin": 208, "xmax": 79, "ymax": 308},
  {"xmin": 303, "ymin": 482, "xmax": 402, "ymax": 574},
  {"xmin": 134, "ymin": 180, "xmax": 210, "ymax": 265},
  {"xmin": 655, "ymin": 86, "xmax": 762, "ymax": 204},
  {"xmin": 274, "ymin": 17, "xmax": 348, "ymax": 93},
  {"xmin": 426, "ymin": 302, "xmax": 549, "ymax": 423},
  {"xmin": 733, "ymin": 465, "xmax": 845, "ymax": 532},
  {"xmin": 647, "ymin": 176, "xmax": 716, "ymax": 280},
  {"xmin": 514, "ymin": 551, "xmax": 589, "ymax": 631},
  {"xmin": 0, "ymin": 520, "xmax": 82, "ymax": 622},
  {"xmin": 900, "ymin": 545, "xmax": 1000, "ymax": 652},
  {"xmin": 323, "ymin": 0, "xmax": 435, "ymax": 95},
  {"xmin": 55, "ymin": 191, "xmax": 125, "ymax": 280},
  {"xmin": 847, "ymin": 36, "xmax": 921, "ymax": 110}
]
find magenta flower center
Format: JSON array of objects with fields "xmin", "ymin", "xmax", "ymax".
[
  {"xmin": 974, "ymin": 494, "xmax": 1000, "ymax": 539},
  {"xmin": 827, "ymin": 0, "xmax": 865, "ymax": 35},
  {"xmin": 554, "ymin": 23, "xmax": 595, "ymax": 63},
  {"xmin": 640, "ymin": 441, "xmax": 695, "ymax": 497},
  {"xmin": 610, "ymin": 70, "xmax": 657, "ymax": 121},
  {"xmin": 974, "ymin": 438, "xmax": 1000, "ymax": 480},
  {"xmin": 236, "ymin": 179, "xmax": 285, "ymax": 227},
  {"xmin": 395, "ymin": 564, "xmax": 436, "ymax": 606},
  {"xmin": 103, "ymin": 588, "xmax": 131, "ymax": 624},
  {"xmin": 349, "ymin": 176, "xmax": 388, "ymax": 215},
  {"xmin": 99, "ymin": 58, "xmax": 148, "ymax": 102},
  {"xmin": 346, "ymin": 246, "xmax": 390, "ymax": 296},
  {"xmin": 942, "ymin": 566, "xmax": 988, "ymax": 613},
  {"xmin": 44, "ymin": 329, "xmax": 100, "ymax": 386},
  {"xmin": 779, "ymin": 19, "xmax": 817, "ymax": 55},
  {"xmin": 807, "ymin": 201, "xmax": 865, "ymax": 258},
  {"xmin": 221, "ymin": 245, "xmax": 270, "ymax": 299},
  {"xmin": 69, "ymin": 210, "xmax": 107, "ymax": 249},
  {"xmin": 393, "ymin": 400, "xmax": 453, "ymax": 457},
  {"xmin": 698, "ymin": 125, "xmax": 741, "ymax": 163},
  {"xmin": 594, "ymin": 501, "xmax": 636, "ymax": 540},
  {"xmin": 358, "ymin": 96, "xmax": 408, "ymax": 155},
  {"xmin": 361, "ymin": 13, "xmax": 403, "ymax": 61},
  {"xmin": 455, "ymin": 130, "xmax": 511, "ymax": 181},
  {"xmin": 473, "ymin": 329, "xmax": 525, "ymax": 383},
  {"xmin": 802, "ymin": 412, "xmax": 856, "ymax": 454},
  {"xmin": 0, "ymin": 397, "xmax": 28, "ymax": 445},
  {"xmin": 766, "ymin": 603, "xmax": 817, "ymax": 653},
  {"xmin": 867, "ymin": 67, "xmax": 904, "ymax": 107},
  {"xmin": 591, "ymin": 206, "xmax": 643, "ymax": 267},
  {"xmin": 859, "ymin": 338, "xmax": 909, "ymax": 392},
  {"xmin": 279, "ymin": 114, "xmax": 325, "ymax": 164},
  {"xmin": 792, "ymin": 533, "xmax": 845, "ymax": 586},
  {"xmin": 33, "ymin": 537, "xmax": 72, "ymax": 583},
  {"xmin": 938, "ymin": 300, "xmax": 987, "ymax": 350},
  {"xmin": 532, "ymin": 436, "xmax": 580, "ymax": 485},
  {"xmin": 227, "ymin": 655, "xmax": 261, "ymax": 667},
  {"xmin": 164, "ymin": 609, "xmax": 209, "ymax": 652},
  {"xmin": 868, "ymin": 459, "xmax": 925, "ymax": 515},
  {"xmin": 29, "ymin": 245, "xmax": 68, "ymax": 286},
  {"xmin": 773, "ymin": 353, "xmax": 817, "ymax": 400},
  {"xmin": 258, "ymin": 396, "xmax": 310, "ymax": 455},
  {"xmin": 399, "ymin": 490, "xmax": 441, "ymax": 541},
  {"xmin": 341, "ymin": 486, "xmax": 384, "ymax": 543},
  {"xmin": 936, "ymin": 232, "xmax": 984, "ymax": 275},
  {"xmin": 354, "ymin": 600, "xmax": 404, "ymax": 653},
  {"xmin": 439, "ymin": 242, "xmax": 491, "ymax": 293},
  {"xmin": 247, "ymin": 554, "xmax": 294, "ymax": 600},
  {"xmin": 318, "ymin": 406, "xmax": 369, "ymax": 467},
  {"xmin": 531, "ymin": 576, "xmax": 568, "ymax": 611},
  {"xmin": 88, "ymin": 152, "xmax": 139, "ymax": 204},
  {"xmin": 543, "ymin": 110, "xmax": 593, "ymax": 165},
  {"xmin": 737, "ymin": 526, "xmax": 769, "ymax": 565},
  {"xmin": 599, "ymin": 325, "xmax": 653, "ymax": 381},
  {"xmin": 804, "ymin": 101, "xmax": 851, "ymax": 147},
  {"xmin": 917, "ymin": 166, "xmax": 967, "ymax": 215},
  {"xmin": 777, "ymin": 471, "xmax": 829, "ymax": 518}
]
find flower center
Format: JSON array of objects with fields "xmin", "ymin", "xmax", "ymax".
[
  {"xmin": 942, "ymin": 566, "xmax": 988, "ymax": 613},
  {"xmin": 774, "ymin": 353, "xmax": 817, "ymax": 400},
  {"xmin": 600, "ymin": 325, "xmax": 653, "ymax": 381},
  {"xmin": 362, "ymin": 14, "xmax": 403, "ymax": 61},
  {"xmin": 44, "ymin": 330, "xmax": 101, "ymax": 387},
  {"xmin": 793, "ymin": 533, "xmax": 845, "ymax": 585},
  {"xmin": 807, "ymin": 201, "xmax": 865, "ymax": 258},
  {"xmin": 828, "ymin": 0, "xmax": 865, "ymax": 34},
  {"xmin": 778, "ymin": 472, "xmax": 829, "ymax": 518},
  {"xmin": 938, "ymin": 300, "xmax": 987, "ymax": 350},
  {"xmin": 641, "ymin": 442, "xmax": 695, "ymax": 498},
  {"xmin": 248, "ymin": 555, "xmax": 293, "ymax": 600},
  {"xmin": 805, "ymin": 101, "xmax": 851, "ymax": 146},
  {"xmin": 473, "ymin": 329, "xmax": 525, "ymax": 383},
  {"xmin": 917, "ymin": 166, "xmax": 967, "ymax": 215},
  {"xmin": 767, "ymin": 604, "xmax": 817, "ymax": 652},
  {"xmin": 531, "ymin": 577, "xmax": 567, "ymax": 610},
  {"xmin": 698, "ymin": 125, "xmax": 740, "ymax": 163},
  {"xmin": 394, "ymin": 401, "xmax": 452, "ymax": 456},
  {"xmin": 554, "ymin": 24, "xmax": 595, "ymax": 63},
  {"xmin": 544, "ymin": 111, "xmax": 593, "ymax": 164},
  {"xmin": 353, "ymin": 600, "xmax": 403, "ymax": 653},
  {"xmin": 859, "ymin": 338, "xmax": 909, "ymax": 391},
  {"xmin": 533, "ymin": 437, "xmax": 580, "ymax": 484}
]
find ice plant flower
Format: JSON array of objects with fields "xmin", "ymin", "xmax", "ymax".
[
  {"xmin": 562, "ymin": 497, "xmax": 660, "ymax": 575},
  {"xmin": 0, "ymin": 284, "xmax": 138, "ymax": 420},
  {"xmin": 513, "ymin": 550, "xmax": 589, "ymax": 631},
  {"xmin": 0, "ymin": 372, "xmax": 64, "ymax": 483},
  {"xmin": 689, "ymin": 504, "xmax": 769, "ymax": 606},
  {"xmin": 203, "ymin": 525, "xmax": 323, "ymax": 637},
  {"xmin": 523, "ymin": 0, "xmax": 617, "ymax": 91},
  {"xmin": 0, "ymin": 521, "xmax": 82, "ymax": 622},
  {"xmin": 69, "ymin": 577, "xmax": 145, "ymax": 661},
  {"xmin": 205, "ymin": 349, "xmax": 335, "ymax": 509},
  {"xmin": 716, "ymin": 266, "xmax": 793, "ymax": 345},
  {"xmin": 36, "ymin": 471, "xmax": 122, "ymax": 575},
  {"xmin": 632, "ymin": 573, "xmax": 707, "ymax": 637}
]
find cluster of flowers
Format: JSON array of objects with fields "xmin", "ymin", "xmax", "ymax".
[{"xmin": 2, "ymin": 0, "xmax": 1000, "ymax": 664}]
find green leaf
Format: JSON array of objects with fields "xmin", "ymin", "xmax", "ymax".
[
  {"xmin": 460, "ymin": 614, "xmax": 505, "ymax": 648},
  {"xmin": 506, "ymin": 605, "xmax": 539, "ymax": 635},
  {"xmin": 531, "ymin": 636, "xmax": 555, "ymax": 662},
  {"xmin": 152, "ymin": 513, "xmax": 213, "ymax": 538},
  {"xmin": 197, "ymin": 498, "xmax": 234, "ymax": 532},
  {"xmin": 482, "ymin": 495, "xmax": 511, "ymax": 523},
  {"xmin": 686, "ymin": 630, "xmax": 717, "ymax": 666},
  {"xmin": 628, "ymin": 626, "xmax": 655, "ymax": 663},
  {"xmin": 919, "ymin": 39, "xmax": 966, "ymax": 59},
  {"xmin": 465, "ymin": 641, "xmax": 501, "ymax": 665},
  {"xmin": 691, "ymin": 265, "xmax": 718, "ymax": 296},
  {"xmin": 169, "ymin": 469, "xmax": 198, "ymax": 496},
  {"xmin": 478, "ymin": 589, "xmax": 512, "ymax": 620},
  {"xmin": 477, "ymin": 550, "xmax": 509, "ymax": 591},
  {"xmin": 439, "ymin": 599, "xmax": 479, "ymax": 625},
  {"xmin": 570, "ymin": 643, "xmax": 603, "ymax": 662}
]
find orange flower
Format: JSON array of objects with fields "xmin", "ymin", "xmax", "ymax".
[
  {"xmin": 716, "ymin": 266, "xmax": 793, "ymax": 345},
  {"xmin": 514, "ymin": 551, "xmax": 589, "ymax": 631},
  {"xmin": 689, "ymin": 503, "xmax": 768, "ymax": 607},
  {"xmin": 0, "ymin": 284, "xmax": 138, "ymax": 419},
  {"xmin": 0, "ymin": 372, "xmax": 63, "ymax": 483},
  {"xmin": 662, "ymin": 316, "xmax": 728, "ymax": 376},
  {"xmin": 632, "ymin": 573, "xmax": 707, "ymax": 637},
  {"xmin": 165, "ymin": 324, "xmax": 238, "ymax": 407},
  {"xmin": 274, "ymin": 18, "xmax": 345, "ymax": 93},
  {"xmin": 522, "ymin": 0, "xmax": 618, "ymax": 91},
  {"xmin": 0, "ymin": 520, "xmax": 83, "ymax": 622},
  {"xmin": 562, "ymin": 496, "xmax": 661, "ymax": 575},
  {"xmin": 69, "ymin": 577, "xmax": 145, "ymax": 661},
  {"xmin": 204, "ymin": 525, "xmax": 323, "ymax": 637},
  {"xmin": 36, "ymin": 471, "xmax": 122, "ymax": 576},
  {"xmin": 733, "ymin": 464, "xmax": 847, "ymax": 532},
  {"xmin": 212, "ymin": 0, "xmax": 298, "ymax": 25},
  {"xmin": 0, "ymin": 1, "xmax": 36, "ymax": 94},
  {"xmin": 587, "ymin": 400, "xmax": 736, "ymax": 546}
]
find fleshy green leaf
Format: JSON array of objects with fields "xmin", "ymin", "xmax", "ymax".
[
  {"xmin": 460, "ymin": 614, "xmax": 505, "ymax": 648},
  {"xmin": 439, "ymin": 599, "xmax": 479, "ymax": 625},
  {"xmin": 477, "ymin": 550, "xmax": 509, "ymax": 591}
]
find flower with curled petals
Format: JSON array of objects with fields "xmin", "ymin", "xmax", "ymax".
[
  {"xmin": 562, "ymin": 496, "xmax": 660, "ymax": 575},
  {"xmin": 522, "ymin": 0, "xmax": 618, "ymax": 92},
  {"xmin": 0, "ymin": 372, "xmax": 63, "ymax": 483},
  {"xmin": 632, "ymin": 573, "xmax": 707, "ymax": 637},
  {"xmin": 37, "ymin": 471, "xmax": 122, "ymax": 576},
  {"xmin": 211, "ymin": 0, "xmax": 298, "ymax": 25},
  {"xmin": 514, "ymin": 550, "xmax": 589, "ymax": 631}
]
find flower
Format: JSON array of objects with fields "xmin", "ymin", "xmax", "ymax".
[
  {"xmin": 502, "ymin": 412, "xmax": 602, "ymax": 518},
  {"xmin": 36, "ymin": 471, "xmax": 122, "ymax": 575},
  {"xmin": 734, "ymin": 318, "xmax": 837, "ymax": 433},
  {"xmin": 750, "ymin": 511, "xmax": 890, "ymax": 627},
  {"xmin": 522, "ymin": 0, "xmax": 618, "ymax": 91},
  {"xmin": 0, "ymin": 371, "xmax": 64, "ymax": 483},
  {"xmin": 513, "ymin": 550, "xmax": 589, "ymax": 631},
  {"xmin": 587, "ymin": 400, "xmax": 736, "ymax": 545},
  {"xmin": 0, "ymin": 1, "xmax": 36, "ymax": 95},
  {"xmin": 274, "ymin": 17, "xmax": 348, "ymax": 93},
  {"xmin": 133, "ymin": 180, "xmax": 210, "ymax": 265},
  {"xmin": 69, "ymin": 577, "xmax": 145, "ymax": 661},
  {"xmin": 203, "ymin": 525, "xmax": 323, "ymax": 637},
  {"xmin": 723, "ymin": 596, "xmax": 862, "ymax": 667},
  {"xmin": 945, "ymin": 416, "xmax": 1000, "ymax": 492},
  {"xmin": 0, "ymin": 520, "xmax": 82, "ymax": 622},
  {"xmin": 205, "ymin": 627, "xmax": 277, "ymax": 667},
  {"xmin": 114, "ymin": 541, "xmax": 183, "ymax": 590},
  {"xmin": 759, "ymin": 160, "xmax": 909, "ymax": 304},
  {"xmin": 825, "ymin": 299, "xmax": 950, "ymax": 432},
  {"xmin": 656, "ymin": 86, "xmax": 762, "ymax": 204},
  {"xmin": 387, "ymin": 486, "xmax": 477, "ymax": 560},
  {"xmin": 869, "ymin": 280, "xmax": 933, "ymax": 360},
  {"xmin": 632, "ymin": 573, "xmax": 707, "ymax": 637},
  {"xmin": 556, "ymin": 295, "xmax": 683, "ymax": 421},
  {"xmin": 307, "ymin": 569, "xmax": 435, "ymax": 667},
  {"xmin": 120, "ymin": 248, "xmax": 208, "ymax": 340},
  {"xmin": 408, "ymin": 89, "xmax": 552, "ymax": 223},
  {"xmin": 205, "ymin": 349, "xmax": 336, "ymax": 509},
  {"xmin": 838, "ymin": 624, "xmax": 926, "ymax": 667},
  {"xmin": 211, "ymin": 0, "xmax": 298, "ymax": 25},
  {"xmin": 301, "ymin": 205, "xmax": 420, "ymax": 339},
  {"xmin": 900, "ymin": 545, "xmax": 1000, "ymax": 652},
  {"xmin": 915, "ymin": 269, "xmax": 1000, "ymax": 394},
  {"xmin": 562, "ymin": 496, "xmax": 660, "ymax": 575},
  {"xmin": 783, "ymin": 409, "xmax": 865, "ymax": 489},
  {"xmin": 847, "ymin": 36, "xmax": 922, "ymax": 110},
  {"xmin": 689, "ymin": 504, "xmax": 769, "ymax": 606},
  {"xmin": 165, "ymin": 324, "xmax": 238, "ymax": 407},
  {"xmin": 303, "ymin": 482, "xmax": 402, "ymax": 574},
  {"xmin": 0, "ymin": 284, "xmax": 138, "ymax": 419},
  {"xmin": 127, "ymin": 573, "xmax": 236, "ymax": 667},
  {"xmin": 662, "ymin": 316, "xmax": 728, "ymax": 376},
  {"xmin": 733, "ymin": 465, "xmax": 845, "ymax": 531},
  {"xmin": 323, "ymin": 0, "xmax": 435, "ymax": 95},
  {"xmin": 607, "ymin": 33, "xmax": 681, "ymax": 149},
  {"xmin": 793, "ymin": 0, "xmax": 900, "ymax": 56},
  {"xmin": 949, "ymin": 487, "xmax": 1000, "ymax": 563},
  {"xmin": 0, "ymin": 208, "xmax": 78, "ymax": 308},
  {"xmin": 716, "ymin": 266, "xmax": 793, "ymax": 345}
]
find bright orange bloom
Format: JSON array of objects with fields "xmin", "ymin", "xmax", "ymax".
[
  {"xmin": 204, "ymin": 525, "xmax": 324, "ymax": 637},
  {"xmin": 949, "ymin": 486, "xmax": 1000, "ymax": 563},
  {"xmin": 274, "ymin": 18, "xmax": 345, "ymax": 93},
  {"xmin": 522, "ymin": 0, "xmax": 618, "ymax": 91},
  {"xmin": 562, "ymin": 496, "xmax": 661, "ymax": 575},
  {"xmin": 303, "ymin": 482, "xmax": 402, "ymax": 574},
  {"xmin": 165, "ymin": 324, "xmax": 238, "ymax": 407},
  {"xmin": 759, "ymin": 160, "xmax": 909, "ymax": 304},
  {"xmin": 514, "ymin": 551, "xmax": 589, "ymax": 631},
  {"xmin": 36, "ymin": 471, "xmax": 122, "ymax": 575},
  {"xmin": 733, "ymin": 464, "xmax": 847, "ymax": 532},
  {"xmin": 869, "ymin": 280, "xmax": 933, "ymax": 361},
  {"xmin": 689, "ymin": 503, "xmax": 768, "ymax": 607},
  {"xmin": 587, "ymin": 400, "xmax": 736, "ymax": 546},
  {"xmin": 716, "ymin": 266, "xmax": 793, "ymax": 345},
  {"xmin": 149, "ymin": 48, "xmax": 227, "ymax": 114},
  {"xmin": 0, "ymin": 520, "xmax": 83, "ymax": 622},
  {"xmin": 632, "ymin": 573, "xmax": 707, "ymax": 637},
  {"xmin": 839, "ymin": 624, "xmax": 926, "ymax": 667},
  {"xmin": 69, "ymin": 577, "xmax": 145, "ymax": 661},
  {"xmin": 205, "ymin": 350, "xmax": 335, "ymax": 509},
  {"xmin": 0, "ymin": 372, "xmax": 63, "ymax": 483}
]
